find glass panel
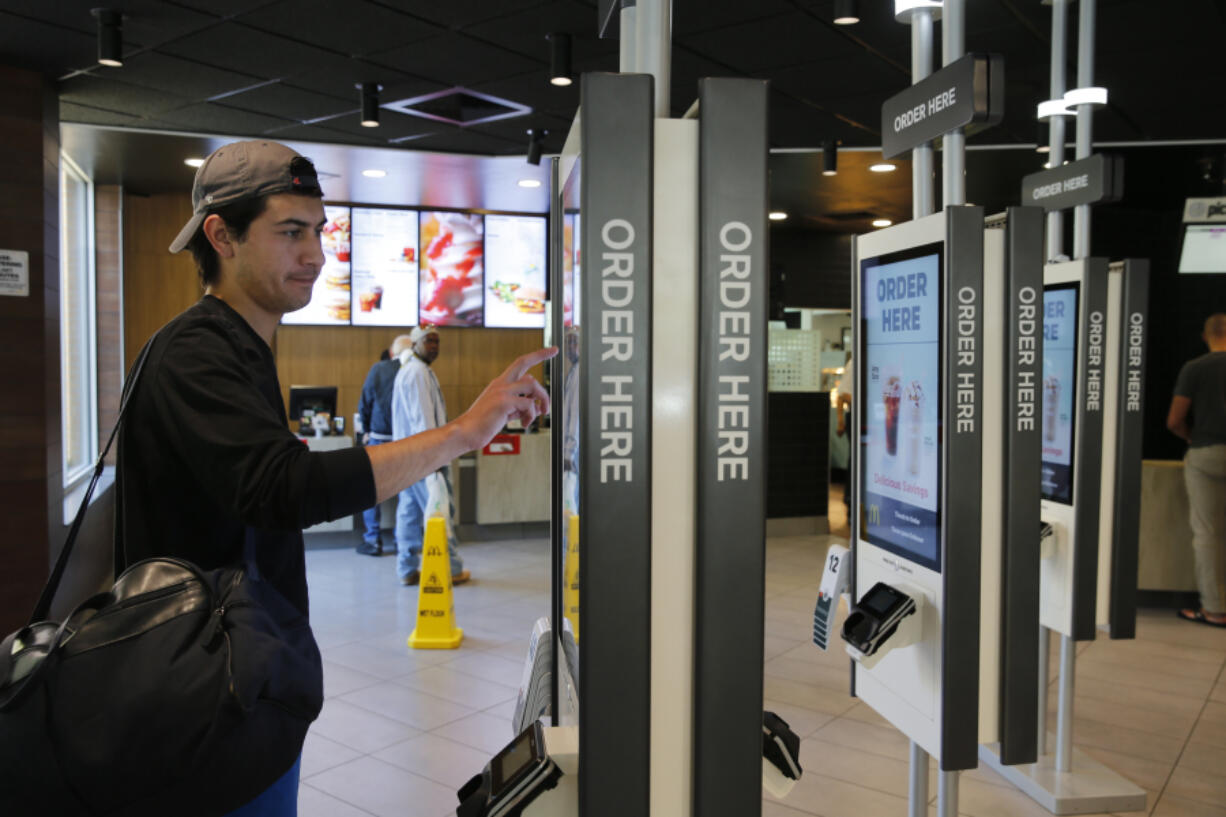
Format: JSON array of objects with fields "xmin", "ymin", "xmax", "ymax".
[{"xmin": 60, "ymin": 157, "xmax": 96, "ymax": 484}]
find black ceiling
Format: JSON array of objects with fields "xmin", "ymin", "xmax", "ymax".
[{"xmin": 4, "ymin": 0, "xmax": 1226, "ymax": 160}]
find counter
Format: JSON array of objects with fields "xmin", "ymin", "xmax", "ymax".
[
  {"xmin": 1137, "ymin": 459, "xmax": 1197, "ymax": 594},
  {"xmin": 475, "ymin": 430, "xmax": 549, "ymax": 525}
]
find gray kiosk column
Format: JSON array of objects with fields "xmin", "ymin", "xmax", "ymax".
[
  {"xmin": 578, "ymin": 71, "xmax": 654, "ymax": 817},
  {"xmin": 693, "ymin": 78, "xmax": 769, "ymax": 817}
]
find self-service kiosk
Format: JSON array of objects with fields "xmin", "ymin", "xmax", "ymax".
[{"xmin": 846, "ymin": 206, "xmax": 985, "ymax": 776}]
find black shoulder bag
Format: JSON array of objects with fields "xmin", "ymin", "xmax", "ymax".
[{"xmin": 0, "ymin": 338, "xmax": 324, "ymax": 816}]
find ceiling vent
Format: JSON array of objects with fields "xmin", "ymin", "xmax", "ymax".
[{"xmin": 383, "ymin": 87, "xmax": 531, "ymax": 127}]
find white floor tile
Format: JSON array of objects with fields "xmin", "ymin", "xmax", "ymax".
[
  {"xmin": 374, "ymin": 733, "xmax": 492, "ymax": 789},
  {"xmin": 297, "ymin": 783, "xmax": 377, "ymax": 817},
  {"xmin": 431, "ymin": 710, "xmax": 518, "ymax": 755},
  {"xmin": 306, "ymin": 755, "xmax": 457, "ymax": 817},
  {"xmin": 310, "ymin": 698, "xmax": 423, "ymax": 754},
  {"xmin": 339, "ymin": 681, "xmax": 477, "ymax": 731}
]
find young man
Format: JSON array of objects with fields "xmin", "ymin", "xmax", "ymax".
[
  {"xmin": 115, "ymin": 140, "xmax": 553, "ymax": 814},
  {"xmin": 1167, "ymin": 313, "xmax": 1226, "ymax": 628}
]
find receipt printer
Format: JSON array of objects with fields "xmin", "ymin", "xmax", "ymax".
[
  {"xmin": 763, "ymin": 710, "xmax": 803, "ymax": 798},
  {"xmin": 841, "ymin": 582, "xmax": 919, "ymax": 668},
  {"xmin": 457, "ymin": 721, "xmax": 562, "ymax": 817}
]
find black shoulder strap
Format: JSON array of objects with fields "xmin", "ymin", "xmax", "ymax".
[{"xmin": 30, "ymin": 336, "xmax": 157, "ymax": 623}]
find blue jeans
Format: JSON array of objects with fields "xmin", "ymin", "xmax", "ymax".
[
  {"xmin": 362, "ymin": 438, "xmax": 389, "ymax": 547},
  {"xmin": 224, "ymin": 755, "xmax": 300, "ymax": 816},
  {"xmin": 395, "ymin": 469, "xmax": 462, "ymax": 579}
]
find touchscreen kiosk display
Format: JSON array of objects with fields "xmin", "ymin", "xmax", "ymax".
[
  {"xmin": 1041, "ymin": 283, "xmax": 1079, "ymax": 504},
  {"xmin": 484, "ymin": 214, "xmax": 547, "ymax": 328},
  {"xmin": 860, "ymin": 244, "xmax": 943, "ymax": 572},
  {"xmin": 282, "ymin": 205, "xmax": 351, "ymax": 325},
  {"xmin": 419, "ymin": 211, "xmax": 484, "ymax": 327},
  {"xmin": 350, "ymin": 207, "xmax": 419, "ymax": 326}
]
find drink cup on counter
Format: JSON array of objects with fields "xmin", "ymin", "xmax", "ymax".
[
  {"xmin": 883, "ymin": 375, "xmax": 902, "ymax": 456},
  {"xmin": 372, "ymin": 285, "xmax": 383, "ymax": 308},
  {"xmin": 905, "ymin": 380, "xmax": 925, "ymax": 475},
  {"xmin": 1044, "ymin": 376, "xmax": 1060, "ymax": 442}
]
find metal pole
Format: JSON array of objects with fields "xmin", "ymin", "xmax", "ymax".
[
  {"xmin": 909, "ymin": 741, "xmax": 930, "ymax": 817},
  {"xmin": 1055, "ymin": 634, "xmax": 1076, "ymax": 771},
  {"xmin": 636, "ymin": 0, "xmax": 671, "ymax": 117},
  {"xmin": 937, "ymin": 769, "xmax": 959, "ymax": 817},
  {"xmin": 1037, "ymin": 625, "xmax": 1050, "ymax": 756},
  {"xmin": 941, "ymin": 0, "xmax": 966, "ymax": 208},
  {"xmin": 1047, "ymin": 0, "xmax": 1069, "ymax": 261},
  {"xmin": 620, "ymin": 5, "xmax": 637, "ymax": 72},
  {"xmin": 911, "ymin": 9, "xmax": 935, "ymax": 218},
  {"xmin": 1072, "ymin": 0, "xmax": 1096, "ymax": 259}
]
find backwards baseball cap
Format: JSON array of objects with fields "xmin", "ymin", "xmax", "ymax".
[{"xmin": 168, "ymin": 140, "xmax": 323, "ymax": 254}]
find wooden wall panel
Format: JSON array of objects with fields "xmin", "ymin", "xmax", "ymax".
[{"xmin": 122, "ymin": 191, "xmax": 550, "ymax": 432}]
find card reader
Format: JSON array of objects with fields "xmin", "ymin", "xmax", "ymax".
[
  {"xmin": 841, "ymin": 582, "xmax": 918, "ymax": 657},
  {"xmin": 457, "ymin": 722, "xmax": 562, "ymax": 817}
]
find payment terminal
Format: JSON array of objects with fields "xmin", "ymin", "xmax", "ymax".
[{"xmin": 456, "ymin": 722, "xmax": 563, "ymax": 817}]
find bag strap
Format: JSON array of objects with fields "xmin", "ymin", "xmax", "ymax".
[
  {"xmin": 0, "ymin": 591, "xmax": 116, "ymax": 710},
  {"xmin": 29, "ymin": 336, "xmax": 157, "ymax": 624}
]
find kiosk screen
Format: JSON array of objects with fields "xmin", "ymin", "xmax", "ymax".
[
  {"xmin": 860, "ymin": 243, "xmax": 943, "ymax": 573},
  {"xmin": 1040, "ymin": 283, "xmax": 1079, "ymax": 504}
]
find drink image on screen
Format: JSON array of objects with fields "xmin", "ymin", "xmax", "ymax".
[
  {"xmin": 1044, "ymin": 375, "xmax": 1060, "ymax": 442},
  {"xmin": 905, "ymin": 379, "xmax": 925, "ymax": 476},
  {"xmin": 883, "ymin": 375, "xmax": 902, "ymax": 456}
]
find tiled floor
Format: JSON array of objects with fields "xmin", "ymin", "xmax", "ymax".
[{"xmin": 298, "ymin": 521, "xmax": 1226, "ymax": 817}]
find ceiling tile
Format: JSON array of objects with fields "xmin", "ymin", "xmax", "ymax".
[
  {"xmin": 375, "ymin": 32, "xmax": 541, "ymax": 88},
  {"xmin": 156, "ymin": 102, "xmax": 296, "ymax": 135},
  {"xmin": 672, "ymin": 0, "xmax": 795, "ymax": 36},
  {"xmin": 165, "ymin": 21, "xmax": 336, "ymax": 79},
  {"xmin": 167, "ymin": 0, "xmax": 279, "ymax": 17},
  {"xmin": 237, "ymin": 0, "xmax": 439, "ymax": 58},
  {"xmin": 59, "ymin": 74, "xmax": 192, "ymax": 118},
  {"xmin": 0, "ymin": 12, "xmax": 95, "ymax": 77},
  {"xmin": 278, "ymin": 52, "xmax": 440, "ymax": 103},
  {"xmin": 680, "ymin": 10, "xmax": 860, "ymax": 75},
  {"xmin": 59, "ymin": 101, "xmax": 144, "ymax": 128},
  {"xmin": 462, "ymin": 1, "xmax": 611, "ymax": 57},
  {"xmin": 101, "ymin": 51, "xmax": 263, "ymax": 102},
  {"xmin": 220, "ymin": 82, "xmax": 353, "ymax": 122},
  {"xmin": 400, "ymin": 0, "xmax": 551, "ymax": 31}
]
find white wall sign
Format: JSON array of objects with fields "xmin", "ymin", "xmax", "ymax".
[{"xmin": 0, "ymin": 250, "xmax": 29, "ymax": 297}]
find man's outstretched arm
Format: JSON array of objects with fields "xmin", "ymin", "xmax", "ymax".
[{"xmin": 367, "ymin": 347, "xmax": 556, "ymax": 503}]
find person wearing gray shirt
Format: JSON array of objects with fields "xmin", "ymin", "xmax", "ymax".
[{"xmin": 1167, "ymin": 312, "xmax": 1226, "ymax": 627}]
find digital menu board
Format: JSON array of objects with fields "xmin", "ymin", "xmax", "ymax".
[
  {"xmin": 484, "ymin": 214, "xmax": 547, "ymax": 328},
  {"xmin": 1040, "ymin": 283, "xmax": 1079, "ymax": 504},
  {"xmin": 350, "ymin": 207, "xmax": 419, "ymax": 327},
  {"xmin": 420, "ymin": 211, "xmax": 484, "ymax": 327},
  {"xmin": 860, "ymin": 244, "xmax": 943, "ymax": 572},
  {"xmin": 282, "ymin": 205, "xmax": 351, "ymax": 326}
]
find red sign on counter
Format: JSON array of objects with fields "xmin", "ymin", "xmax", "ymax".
[{"xmin": 482, "ymin": 434, "xmax": 520, "ymax": 456}]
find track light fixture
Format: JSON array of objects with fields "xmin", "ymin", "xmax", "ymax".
[
  {"xmin": 526, "ymin": 129, "xmax": 547, "ymax": 165},
  {"xmin": 834, "ymin": 0, "xmax": 861, "ymax": 25},
  {"xmin": 93, "ymin": 8, "xmax": 123, "ymax": 67},
  {"xmin": 1036, "ymin": 123, "xmax": 1050, "ymax": 154},
  {"xmin": 359, "ymin": 82, "xmax": 381, "ymax": 128},
  {"xmin": 823, "ymin": 139, "xmax": 838, "ymax": 176},
  {"xmin": 548, "ymin": 32, "xmax": 572, "ymax": 87}
]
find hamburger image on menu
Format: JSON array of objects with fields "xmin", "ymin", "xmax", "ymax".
[
  {"xmin": 420, "ymin": 212, "xmax": 483, "ymax": 327},
  {"xmin": 321, "ymin": 210, "xmax": 351, "ymax": 322}
]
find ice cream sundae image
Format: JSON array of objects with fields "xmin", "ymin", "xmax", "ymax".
[
  {"xmin": 321, "ymin": 212, "xmax": 351, "ymax": 263},
  {"xmin": 1044, "ymin": 375, "xmax": 1060, "ymax": 442},
  {"xmin": 882, "ymin": 375, "xmax": 902, "ymax": 456},
  {"xmin": 420, "ymin": 213, "xmax": 483, "ymax": 326},
  {"xmin": 905, "ymin": 380, "xmax": 925, "ymax": 475}
]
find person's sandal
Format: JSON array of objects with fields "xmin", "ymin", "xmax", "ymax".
[
  {"xmin": 451, "ymin": 570, "xmax": 471, "ymax": 586},
  {"xmin": 1177, "ymin": 608, "xmax": 1226, "ymax": 628},
  {"xmin": 401, "ymin": 570, "xmax": 420, "ymax": 586}
]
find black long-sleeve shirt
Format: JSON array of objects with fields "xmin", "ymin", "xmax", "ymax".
[{"xmin": 115, "ymin": 296, "xmax": 375, "ymax": 615}]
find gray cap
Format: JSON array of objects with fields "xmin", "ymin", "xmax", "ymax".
[{"xmin": 168, "ymin": 140, "xmax": 322, "ymax": 253}]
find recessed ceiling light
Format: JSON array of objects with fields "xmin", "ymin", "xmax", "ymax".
[
  {"xmin": 518, "ymin": 178, "xmax": 543, "ymax": 188},
  {"xmin": 550, "ymin": 77, "xmax": 573, "ymax": 87},
  {"xmin": 869, "ymin": 162, "xmax": 897, "ymax": 173},
  {"xmin": 362, "ymin": 169, "xmax": 387, "ymax": 178},
  {"xmin": 872, "ymin": 218, "xmax": 893, "ymax": 228},
  {"xmin": 185, "ymin": 158, "xmax": 204, "ymax": 168},
  {"xmin": 769, "ymin": 211, "xmax": 788, "ymax": 221},
  {"xmin": 822, "ymin": 169, "xmax": 838, "ymax": 177}
]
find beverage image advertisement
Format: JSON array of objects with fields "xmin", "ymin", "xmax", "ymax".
[
  {"xmin": 484, "ymin": 214, "xmax": 547, "ymax": 328},
  {"xmin": 860, "ymin": 246, "xmax": 943, "ymax": 572},
  {"xmin": 1040, "ymin": 284, "xmax": 1079, "ymax": 504},
  {"xmin": 350, "ymin": 207, "xmax": 419, "ymax": 327},
  {"xmin": 282, "ymin": 205, "xmax": 351, "ymax": 325},
  {"xmin": 419, "ymin": 211, "xmax": 484, "ymax": 327}
]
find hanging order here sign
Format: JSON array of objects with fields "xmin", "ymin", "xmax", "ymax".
[{"xmin": 880, "ymin": 53, "xmax": 1005, "ymax": 159}]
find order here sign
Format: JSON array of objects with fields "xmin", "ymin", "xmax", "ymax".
[{"xmin": 880, "ymin": 53, "xmax": 1004, "ymax": 159}]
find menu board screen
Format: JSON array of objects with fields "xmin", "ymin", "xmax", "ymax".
[
  {"xmin": 420, "ymin": 211, "xmax": 484, "ymax": 327},
  {"xmin": 282, "ymin": 205, "xmax": 351, "ymax": 326},
  {"xmin": 484, "ymin": 214, "xmax": 547, "ymax": 328},
  {"xmin": 1041, "ymin": 283, "xmax": 1079, "ymax": 504},
  {"xmin": 350, "ymin": 207, "xmax": 419, "ymax": 327},
  {"xmin": 860, "ymin": 244, "xmax": 943, "ymax": 572}
]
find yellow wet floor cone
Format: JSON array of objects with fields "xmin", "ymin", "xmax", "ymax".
[
  {"xmin": 563, "ymin": 514, "xmax": 580, "ymax": 643},
  {"xmin": 408, "ymin": 516, "xmax": 463, "ymax": 649}
]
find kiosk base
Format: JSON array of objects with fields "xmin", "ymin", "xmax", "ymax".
[{"xmin": 978, "ymin": 739, "xmax": 1146, "ymax": 815}]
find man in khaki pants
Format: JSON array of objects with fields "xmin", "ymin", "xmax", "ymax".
[{"xmin": 1167, "ymin": 313, "xmax": 1226, "ymax": 627}]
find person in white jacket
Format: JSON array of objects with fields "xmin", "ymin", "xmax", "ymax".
[{"xmin": 392, "ymin": 325, "xmax": 469, "ymax": 585}]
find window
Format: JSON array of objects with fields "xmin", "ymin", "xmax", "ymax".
[{"xmin": 60, "ymin": 154, "xmax": 97, "ymax": 489}]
